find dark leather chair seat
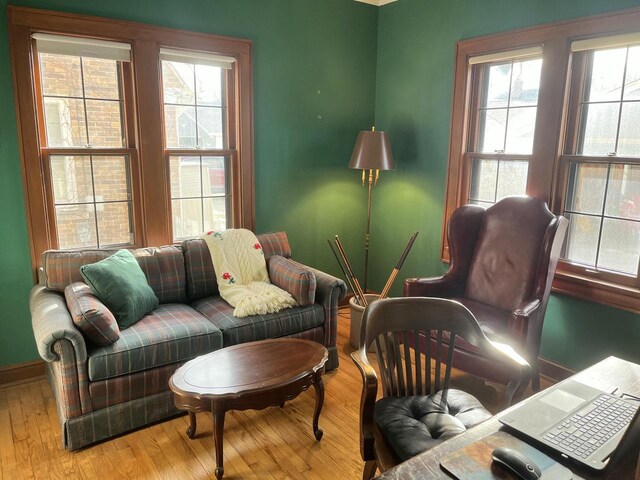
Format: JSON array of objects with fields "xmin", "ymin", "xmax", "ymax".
[{"xmin": 374, "ymin": 389, "xmax": 492, "ymax": 461}]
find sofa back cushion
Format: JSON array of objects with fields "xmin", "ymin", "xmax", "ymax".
[
  {"xmin": 182, "ymin": 239, "xmax": 219, "ymax": 301},
  {"xmin": 182, "ymin": 231, "xmax": 292, "ymax": 301},
  {"xmin": 43, "ymin": 246, "xmax": 187, "ymax": 304}
]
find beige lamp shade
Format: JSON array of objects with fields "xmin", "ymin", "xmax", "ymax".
[{"xmin": 348, "ymin": 130, "xmax": 395, "ymax": 170}]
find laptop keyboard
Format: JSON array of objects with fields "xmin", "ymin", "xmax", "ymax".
[{"xmin": 543, "ymin": 394, "xmax": 637, "ymax": 460}]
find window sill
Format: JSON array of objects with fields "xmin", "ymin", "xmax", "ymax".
[{"xmin": 552, "ymin": 270, "xmax": 640, "ymax": 314}]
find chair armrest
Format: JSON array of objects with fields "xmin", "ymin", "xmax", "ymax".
[
  {"xmin": 509, "ymin": 298, "xmax": 543, "ymax": 353},
  {"xmin": 30, "ymin": 285, "xmax": 87, "ymax": 364},
  {"xmin": 485, "ymin": 339, "xmax": 531, "ymax": 407},
  {"xmin": 351, "ymin": 349, "xmax": 379, "ymax": 462},
  {"xmin": 404, "ymin": 275, "xmax": 461, "ymax": 298}
]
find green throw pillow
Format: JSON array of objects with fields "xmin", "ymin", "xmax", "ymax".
[{"xmin": 80, "ymin": 249, "xmax": 159, "ymax": 329}]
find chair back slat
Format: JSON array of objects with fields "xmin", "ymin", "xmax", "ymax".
[
  {"xmin": 413, "ymin": 329, "xmax": 423, "ymax": 396},
  {"xmin": 425, "ymin": 329, "xmax": 432, "ymax": 395},
  {"xmin": 375, "ymin": 335, "xmax": 392, "ymax": 396},
  {"xmin": 443, "ymin": 332, "xmax": 456, "ymax": 391},
  {"xmin": 402, "ymin": 331, "xmax": 414, "ymax": 396},
  {"xmin": 383, "ymin": 332, "xmax": 400, "ymax": 396},
  {"xmin": 392, "ymin": 333, "xmax": 405, "ymax": 395},
  {"xmin": 434, "ymin": 330, "xmax": 443, "ymax": 394}
]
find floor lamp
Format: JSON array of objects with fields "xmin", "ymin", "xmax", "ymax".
[{"xmin": 348, "ymin": 127, "xmax": 394, "ymax": 293}]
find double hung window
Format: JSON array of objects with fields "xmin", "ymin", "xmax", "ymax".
[
  {"xmin": 35, "ymin": 34, "xmax": 137, "ymax": 249},
  {"xmin": 160, "ymin": 50, "xmax": 233, "ymax": 240},
  {"xmin": 561, "ymin": 35, "xmax": 640, "ymax": 287},
  {"xmin": 466, "ymin": 48, "xmax": 542, "ymax": 206}
]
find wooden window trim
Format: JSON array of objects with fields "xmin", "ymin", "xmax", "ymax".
[
  {"xmin": 443, "ymin": 6, "xmax": 640, "ymax": 312},
  {"xmin": 8, "ymin": 6, "xmax": 254, "ymax": 278}
]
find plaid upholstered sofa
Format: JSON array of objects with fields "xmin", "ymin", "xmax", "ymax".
[{"xmin": 29, "ymin": 232, "xmax": 346, "ymax": 450}]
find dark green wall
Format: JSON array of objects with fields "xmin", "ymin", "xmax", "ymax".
[
  {"xmin": 374, "ymin": 0, "xmax": 640, "ymax": 371},
  {"xmin": 0, "ymin": 0, "xmax": 379, "ymax": 366},
  {"xmin": 2, "ymin": 0, "xmax": 639, "ymax": 372}
]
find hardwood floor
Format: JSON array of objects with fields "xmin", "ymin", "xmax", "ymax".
[{"xmin": 0, "ymin": 308, "xmax": 546, "ymax": 479}]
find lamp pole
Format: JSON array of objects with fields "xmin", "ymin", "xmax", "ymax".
[{"xmin": 364, "ymin": 168, "xmax": 374, "ymax": 293}]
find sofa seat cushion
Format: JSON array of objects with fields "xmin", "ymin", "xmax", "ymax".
[
  {"xmin": 87, "ymin": 304, "xmax": 223, "ymax": 381},
  {"xmin": 374, "ymin": 390, "xmax": 491, "ymax": 461},
  {"xmin": 191, "ymin": 296, "xmax": 324, "ymax": 345}
]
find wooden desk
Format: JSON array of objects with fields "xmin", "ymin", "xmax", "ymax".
[{"xmin": 376, "ymin": 356, "xmax": 640, "ymax": 480}]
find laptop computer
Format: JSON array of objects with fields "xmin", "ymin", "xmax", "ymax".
[{"xmin": 499, "ymin": 378, "xmax": 640, "ymax": 472}]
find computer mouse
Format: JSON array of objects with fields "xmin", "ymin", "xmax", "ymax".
[{"xmin": 491, "ymin": 447, "xmax": 542, "ymax": 480}]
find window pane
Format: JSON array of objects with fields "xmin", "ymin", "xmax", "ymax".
[
  {"xmin": 604, "ymin": 164, "xmax": 640, "ymax": 219},
  {"xmin": 598, "ymin": 218, "xmax": 640, "ymax": 274},
  {"xmin": 617, "ymin": 102, "xmax": 640, "ymax": 157},
  {"xmin": 496, "ymin": 160, "xmax": 528, "ymax": 199},
  {"xmin": 563, "ymin": 213, "xmax": 601, "ymax": 266},
  {"xmin": 623, "ymin": 47, "xmax": 640, "ymax": 101},
  {"xmin": 203, "ymin": 197, "xmax": 227, "ymax": 232},
  {"xmin": 82, "ymin": 57, "xmax": 120, "ymax": 100},
  {"xmin": 585, "ymin": 48, "xmax": 626, "ymax": 103},
  {"xmin": 197, "ymin": 107, "xmax": 224, "ymax": 149},
  {"xmin": 97, "ymin": 202, "xmax": 132, "ymax": 246},
  {"xmin": 202, "ymin": 157, "xmax": 226, "ymax": 195},
  {"xmin": 164, "ymin": 105, "xmax": 197, "ymax": 148},
  {"xmin": 92, "ymin": 156, "xmax": 130, "ymax": 202},
  {"xmin": 39, "ymin": 53, "xmax": 83, "ymax": 97},
  {"xmin": 50, "ymin": 155, "xmax": 93, "ymax": 204},
  {"xmin": 509, "ymin": 58, "xmax": 542, "ymax": 107},
  {"xmin": 86, "ymin": 99, "xmax": 124, "ymax": 147},
  {"xmin": 55, "ymin": 204, "xmax": 97, "ymax": 249},
  {"xmin": 44, "ymin": 97, "xmax": 87, "ymax": 147},
  {"xmin": 482, "ymin": 63, "xmax": 511, "ymax": 109},
  {"xmin": 172, "ymin": 198, "xmax": 203, "ymax": 240},
  {"xmin": 196, "ymin": 65, "xmax": 223, "ymax": 106},
  {"xmin": 479, "ymin": 109, "xmax": 507, "ymax": 152},
  {"xmin": 170, "ymin": 156, "xmax": 201, "ymax": 198},
  {"xmin": 469, "ymin": 158, "xmax": 497, "ymax": 202},
  {"xmin": 162, "ymin": 61, "xmax": 195, "ymax": 104},
  {"xmin": 578, "ymin": 103, "xmax": 619, "ymax": 155},
  {"xmin": 505, "ymin": 107, "xmax": 537, "ymax": 154},
  {"xmin": 566, "ymin": 163, "xmax": 607, "ymax": 215}
]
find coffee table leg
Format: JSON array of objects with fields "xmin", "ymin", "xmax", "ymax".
[
  {"xmin": 186, "ymin": 411, "xmax": 197, "ymax": 439},
  {"xmin": 212, "ymin": 407, "xmax": 225, "ymax": 480},
  {"xmin": 312, "ymin": 374, "xmax": 324, "ymax": 441}
]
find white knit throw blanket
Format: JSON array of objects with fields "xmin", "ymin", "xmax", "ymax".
[{"xmin": 200, "ymin": 229, "xmax": 297, "ymax": 317}]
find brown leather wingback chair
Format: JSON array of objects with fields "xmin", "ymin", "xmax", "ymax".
[{"xmin": 404, "ymin": 196, "xmax": 568, "ymax": 393}]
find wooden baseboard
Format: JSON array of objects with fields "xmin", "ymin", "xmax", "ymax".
[
  {"xmin": 0, "ymin": 359, "xmax": 45, "ymax": 387},
  {"xmin": 539, "ymin": 356, "xmax": 576, "ymax": 383}
]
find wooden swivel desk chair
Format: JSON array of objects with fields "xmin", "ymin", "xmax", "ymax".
[
  {"xmin": 351, "ymin": 297, "xmax": 530, "ymax": 479},
  {"xmin": 405, "ymin": 196, "xmax": 568, "ymax": 394}
]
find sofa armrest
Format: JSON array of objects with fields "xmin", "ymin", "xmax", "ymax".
[{"xmin": 30, "ymin": 285, "xmax": 88, "ymax": 364}]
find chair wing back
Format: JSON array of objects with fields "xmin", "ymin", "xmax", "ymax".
[
  {"xmin": 464, "ymin": 196, "xmax": 559, "ymax": 311},
  {"xmin": 360, "ymin": 297, "xmax": 491, "ymax": 398}
]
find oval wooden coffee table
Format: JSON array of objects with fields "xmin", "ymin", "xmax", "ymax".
[{"xmin": 169, "ymin": 338, "xmax": 328, "ymax": 479}]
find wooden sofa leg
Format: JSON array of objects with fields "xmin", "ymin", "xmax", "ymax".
[{"xmin": 363, "ymin": 460, "xmax": 377, "ymax": 480}]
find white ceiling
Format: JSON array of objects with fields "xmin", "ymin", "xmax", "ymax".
[{"xmin": 355, "ymin": 0, "xmax": 398, "ymax": 6}]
